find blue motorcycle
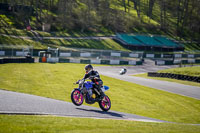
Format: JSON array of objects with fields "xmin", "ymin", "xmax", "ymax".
[{"xmin": 71, "ymin": 79, "xmax": 111, "ymax": 111}]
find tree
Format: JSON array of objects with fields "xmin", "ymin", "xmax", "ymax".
[
  {"xmin": 148, "ymin": 0, "xmax": 156, "ymax": 19},
  {"xmin": 159, "ymin": 0, "xmax": 167, "ymax": 31},
  {"xmin": 131, "ymin": 0, "xmax": 141, "ymax": 18},
  {"xmin": 122, "ymin": 0, "xmax": 127, "ymax": 12}
]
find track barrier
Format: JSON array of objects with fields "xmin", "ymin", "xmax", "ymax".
[
  {"xmin": 148, "ymin": 72, "xmax": 200, "ymax": 83},
  {"xmin": 0, "ymin": 57, "xmax": 34, "ymax": 64}
]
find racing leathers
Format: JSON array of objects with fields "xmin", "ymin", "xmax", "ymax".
[{"xmin": 83, "ymin": 70, "xmax": 104, "ymax": 98}]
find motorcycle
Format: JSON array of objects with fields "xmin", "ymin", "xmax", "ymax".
[
  {"xmin": 119, "ymin": 68, "xmax": 127, "ymax": 75},
  {"xmin": 71, "ymin": 79, "xmax": 111, "ymax": 111}
]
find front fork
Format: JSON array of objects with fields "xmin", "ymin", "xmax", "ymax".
[{"xmin": 94, "ymin": 88, "xmax": 101, "ymax": 95}]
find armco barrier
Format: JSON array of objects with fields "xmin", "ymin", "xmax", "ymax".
[
  {"xmin": 148, "ymin": 72, "xmax": 200, "ymax": 83},
  {"xmin": 110, "ymin": 60, "xmax": 120, "ymax": 65},
  {"xmin": 59, "ymin": 58, "xmax": 70, "ymax": 63},
  {"xmin": 69, "ymin": 59, "xmax": 80, "ymax": 63},
  {"xmin": 38, "ymin": 57, "xmax": 143, "ymax": 65},
  {"xmin": 60, "ymin": 53, "xmax": 71, "ymax": 57},
  {"xmin": 91, "ymin": 59, "xmax": 101, "ymax": 64},
  {"xmin": 101, "ymin": 60, "xmax": 110, "ymax": 65},
  {"xmin": 129, "ymin": 53, "xmax": 139, "ymax": 58},
  {"xmin": 0, "ymin": 57, "xmax": 34, "ymax": 64},
  {"xmin": 1, "ymin": 48, "xmax": 200, "ymax": 60},
  {"xmin": 0, "ymin": 59, "xmax": 3, "ymax": 64},
  {"xmin": 111, "ymin": 52, "xmax": 121, "ymax": 57},
  {"xmin": 47, "ymin": 58, "xmax": 59, "ymax": 63},
  {"xmin": 155, "ymin": 54, "xmax": 161, "ymax": 58},
  {"xmin": 0, "ymin": 51, "xmax": 5, "ymax": 56},
  {"xmin": 121, "ymin": 52, "xmax": 129, "ymax": 57},
  {"xmin": 80, "ymin": 53, "xmax": 91, "ymax": 57},
  {"xmin": 120, "ymin": 61, "xmax": 129, "ymax": 65},
  {"xmin": 196, "ymin": 60, "xmax": 200, "ymax": 63},
  {"xmin": 136, "ymin": 61, "xmax": 143, "ymax": 65},
  {"xmin": 156, "ymin": 59, "xmax": 200, "ymax": 65},
  {"xmin": 69, "ymin": 58, "xmax": 142, "ymax": 65},
  {"xmin": 71, "ymin": 52, "xmax": 80, "ymax": 57},
  {"xmin": 80, "ymin": 59, "xmax": 91, "ymax": 64}
]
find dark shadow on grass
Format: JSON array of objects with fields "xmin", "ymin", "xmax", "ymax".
[{"xmin": 76, "ymin": 108, "xmax": 124, "ymax": 118}]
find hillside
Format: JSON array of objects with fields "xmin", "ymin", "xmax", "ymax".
[{"xmin": 0, "ymin": 0, "xmax": 199, "ymax": 51}]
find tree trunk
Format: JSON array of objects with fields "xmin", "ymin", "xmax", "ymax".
[
  {"xmin": 180, "ymin": 0, "xmax": 189, "ymax": 34},
  {"xmin": 148, "ymin": 0, "xmax": 156, "ymax": 19},
  {"xmin": 123, "ymin": 0, "xmax": 127, "ymax": 12},
  {"xmin": 176, "ymin": 0, "xmax": 181, "ymax": 37},
  {"xmin": 132, "ymin": 0, "xmax": 140, "ymax": 18}
]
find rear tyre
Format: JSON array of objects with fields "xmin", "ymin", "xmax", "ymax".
[
  {"xmin": 71, "ymin": 89, "xmax": 83, "ymax": 106},
  {"xmin": 98, "ymin": 95, "xmax": 111, "ymax": 111}
]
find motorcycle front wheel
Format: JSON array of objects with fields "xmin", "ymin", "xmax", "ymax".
[
  {"xmin": 98, "ymin": 95, "xmax": 111, "ymax": 111},
  {"xmin": 71, "ymin": 89, "xmax": 84, "ymax": 106}
]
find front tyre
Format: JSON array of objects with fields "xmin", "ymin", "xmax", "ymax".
[
  {"xmin": 98, "ymin": 95, "xmax": 111, "ymax": 111},
  {"xmin": 71, "ymin": 89, "xmax": 83, "ymax": 106}
]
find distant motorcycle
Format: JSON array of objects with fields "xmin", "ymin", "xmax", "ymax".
[
  {"xmin": 120, "ymin": 68, "xmax": 127, "ymax": 75},
  {"xmin": 71, "ymin": 79, "xmax": 111, "ymax": 111}
]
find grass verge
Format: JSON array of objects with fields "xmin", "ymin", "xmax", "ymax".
[
  {"xmin": 0, "ymin": 63, "xmax": 200, "ymax": 124},
  {"xmin": 0, "ymin": 34, "xmax": 130, "ymax": 51},
  {"xmin": 133, "ymin": 73, "xmax": 200, "ymax": 87},
  {"xmin": 0, "ymin": 115, "xmax": 200, "ymax": 133},
  {"xmin": 133, "ymin": 66, "xmax": 200, "ymax": 87},
  {"xmin": 0, "ymin": 28, "xmax": 114, "ymax": 37},
  {"xmin": 158, "ymin": 66, "xmax": 200, "ymax": 77},
  {"xmin": 42, "ymin": 38, "xmax": 129, "ymax": 51},
  {"xmin": 1, "ymin": 27, "xmax": 200, "ymax": 52}
]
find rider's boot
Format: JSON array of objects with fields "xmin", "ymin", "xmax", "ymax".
[{"xmin": 95, "ymin": 83, "xmax": 105, "ymax": 99}]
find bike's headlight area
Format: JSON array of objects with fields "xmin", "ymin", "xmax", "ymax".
[{"xmin": 79, "ymin": 80, "xmax": 84, "ymax": 84}]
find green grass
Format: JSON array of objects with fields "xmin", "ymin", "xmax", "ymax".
[
  {"xmin": 42, "ymin": 38, "xmax": 130, "ymax": 51},
  {"xmin": 134, "ymin": 73, "xmax": 200, "ymax": 87},
  {"xmin": 1, "ymin": 27, "xmax": 200, "ymax": 51},
  {"xmin": 0, "ymin": 15, "xmax": 13, "ymax": 27},
  {"xmin": 0, "ymin": 63, "xmax": 200, "ymax": 124},
  {"xmin": 133, "ymin": 66, "xmax": 200, "ymax": 87},
  {"xmin": 0, "ymin": 34, "xmax": 130, "ymax": 51},
  {"xmin": 158, "ymin": 66, "xmax": 200, "ymax": 77},
  {"xmin": 0, "ymin": 28, "xmax": 114, "ymax": 37},
  {"xmin": 0, "ymin": 35, "xmax": 47, "ymax": 49},
  {"xmin": 0, "ymin": 115, "xmax": 200, "ymax": 133},
  {"xmin": 184, "ymin": 43, "xmax": 200, "ymax": 51},
  {"xmin": 0, "ymin": 28, "xmax": 35, "ymax": 37}
]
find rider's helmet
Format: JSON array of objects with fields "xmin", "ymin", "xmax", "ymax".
[{"xmin": 85, "ymin": 64, "xmax": 93, "ymax": 73}]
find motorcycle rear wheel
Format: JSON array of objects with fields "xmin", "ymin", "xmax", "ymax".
[{"xmin": 98, "ymin": 95, "xmax": 111, "ymax": 111}]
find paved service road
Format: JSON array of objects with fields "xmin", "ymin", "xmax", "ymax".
[
  {"xmin": 0, "ymin": 90, "xmax": 167, "ymax": 123},
  {"xmin": 95, "ymin": 63, "xmax": 200, "ymax": 100}
]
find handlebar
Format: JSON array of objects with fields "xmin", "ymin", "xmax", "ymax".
[{"xmin": 74, "ymin": 79, "xmax": 85, "ymax": 85}]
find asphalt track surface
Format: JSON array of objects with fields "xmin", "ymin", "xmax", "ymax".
[
  {"xmin": 0, "ymin": 89, "xmax": 167, "ymax": 123},
  {"xmin": 95, "ymin": 61, "xmax": 200, "ymax": 100},
  {"xmin": 0, "ymin": 61, "xmax": 200, "ymax": 123}
]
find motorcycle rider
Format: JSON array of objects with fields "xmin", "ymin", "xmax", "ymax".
[{"xmin": 83, "ymin": 64, "xmax": 104, "ymax": 99}]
